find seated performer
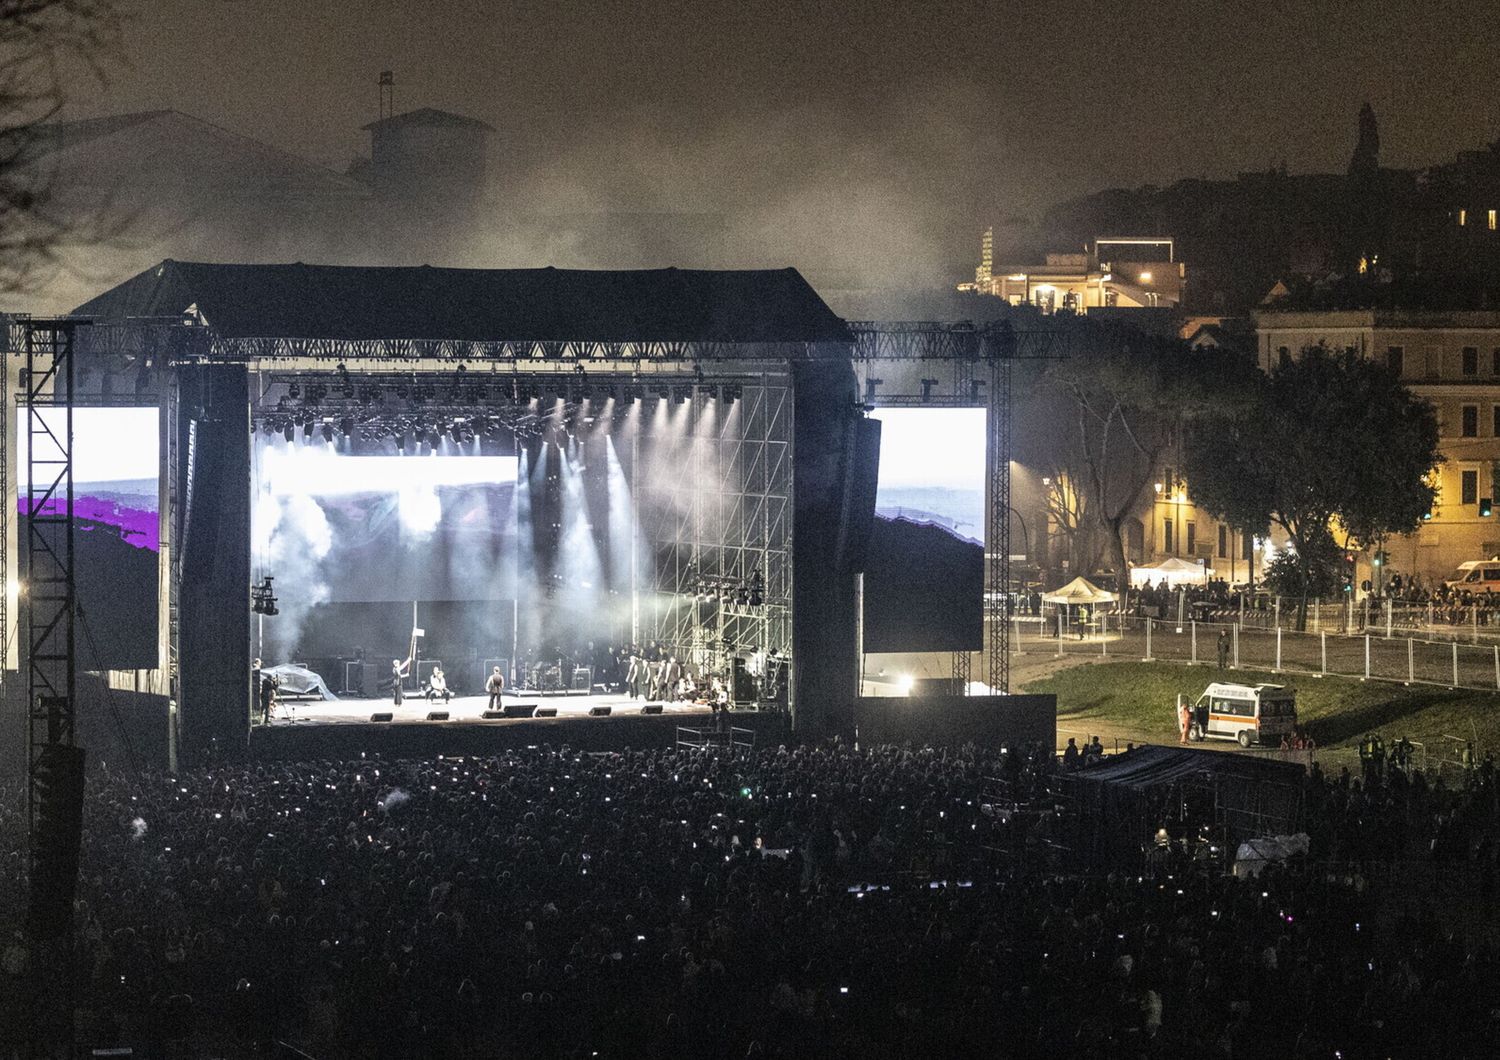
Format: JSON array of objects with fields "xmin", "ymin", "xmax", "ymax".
[
  {"xmin": 425, "ymin": 665, "xmax": 451, "ymax": 703},
  {"xmin": 486, "ymin": 665, "xmax": 506, "ymax": 711}
]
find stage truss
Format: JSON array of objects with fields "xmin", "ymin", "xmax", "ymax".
[
  {"xmin": 849, "ymin": 319, "xmax": 1050, "ymax": 695},
  {"xmin": 638, "ymin": 373, "xmax": 792, "ymax": 681}
]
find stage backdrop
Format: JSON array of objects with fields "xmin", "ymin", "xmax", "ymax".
[
  {"xmin": 17, "ymin": 406, "xmax": 160, "ymax": 669},
  {"xmin": 252, "ymin": 438, "xmax": 518, "ymax": 666}
]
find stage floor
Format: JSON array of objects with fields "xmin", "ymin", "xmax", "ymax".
[{"xmin": 261, "ymin": 690, "xmax": 711, "ymax": 726}]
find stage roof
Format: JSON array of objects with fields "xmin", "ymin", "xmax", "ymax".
[{"xmin": 71, "ymin": 260, "xmax": 854, "ymax": 346}]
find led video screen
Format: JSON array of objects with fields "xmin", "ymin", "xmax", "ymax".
[
  {"xmin": 863, "ymin": 408, "xmax": 984, "ymax": 653},
  {"xmin": 17, "ymin": 407, "xmax": 160, "ymax": 669},
  {"xmin": 253, "ymin": 443, "xmax": 519, "ymax": 608}
]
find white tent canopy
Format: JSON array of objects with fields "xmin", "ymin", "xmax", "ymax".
[
  {"xmin": 1041, "ymin": 576, "xmax": 1118, "ymax": 605},
  {"xmin": 1130, "ymin": 556, "xmax": 1213, "ymax": 587}
]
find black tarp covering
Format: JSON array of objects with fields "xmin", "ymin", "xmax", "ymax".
[{"xmin": 1065, "ymin": 745, "xmax": 1305, "ymax": 869}]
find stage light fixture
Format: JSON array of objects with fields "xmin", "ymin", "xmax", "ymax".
[
  {"xmin": 671, "ymin": 385, "xmax": 691, "ymax": 404},
  {"xmin": 427, "ymin": 429, "xmax": 441, "ymax": 451},
  {"xmin": 723, "ymin": 384, "xmax": 741, "ymax": 403},
  {"xmin": 321, "ymin": 421, "xmax": 334, "ymax": 443},
  {"xmin": 450, "ymin": 419, "xmax": 464, "ymax": 443},
  {"xmin": 302, "ymin": 420, "xmax": 314, "ymax": 441},
  {"xmin": 395, "ymin": 431, "xmax": 407, "ymax": 452},
  {"xmin": 283, "ymin": 422, "xmax": 296, "ymax": 443},
  {"xmin": 340, "ymin": 416, "xmax": 354, "ymax": 438}
]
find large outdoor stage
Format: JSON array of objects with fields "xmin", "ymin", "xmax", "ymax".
[
  {"xmin": 250, "ymin": 692, "xmax": 789, "ymax": 761},
  {"xmin": 264, "ymin": 691, "xmax": 707, "ymax": 726},
  {"xmin": 2, "ymin": 262, "xmax": 876, "ymax": 764}
]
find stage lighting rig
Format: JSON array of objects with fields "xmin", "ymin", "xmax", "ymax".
[{"xmin": 251, "ymin": 577, "xmax": 278, "ymax": 616}]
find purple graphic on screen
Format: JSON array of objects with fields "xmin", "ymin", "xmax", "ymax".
[{"xmin": 18, "ymin": 481, "xmax": 159, "ymax": 552}]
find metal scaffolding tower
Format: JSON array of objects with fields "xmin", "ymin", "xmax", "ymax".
[
  {"xmin": 639, "ymin": 376, "xmax": 793, "ymax": 686},
  {"xmin": 24, "ymin": 319, "xmax": 78, "ymax": 842}
]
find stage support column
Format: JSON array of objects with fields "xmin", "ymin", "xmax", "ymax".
[
  {"xmin": 791, "ymin": 359, "xmax": 861, "ymax": 735},
  {"xmin": 631, "ymin": 431, "xmax": 641, "ymax": 647},
  {"xmin": 176, "ymin": 364, "xmax": 251, "ymax": 761}
]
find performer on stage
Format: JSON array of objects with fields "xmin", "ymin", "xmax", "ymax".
[
  {"xmin": 253, "ymin": 658, "xmax": 278, "ymax": 724},
  {"xmin": 425, "ymin": 665, "xmax": 451, "ymax": 704},
  {"xmin": 626, "ymin": 652, "xmax": 643, "ymax": 699},
  {"xmin": 486, "ymin": 665, "xmax": 505, "ymax": 710},
  {"xmin": 664, "ymin": 655, "xmax": 682, "ymax": 701},
  {"xmin": 391, "ymin": 654, "xmax": 412, "ymax": 706}
]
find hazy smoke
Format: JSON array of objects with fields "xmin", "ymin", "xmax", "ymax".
[
  {"xmin": 253, "ymin": 480, "xmax": 333, "ymax": 661},
  {"xmin": 130, "ymin": 816, "xmax": 147, "ymax": 840}
]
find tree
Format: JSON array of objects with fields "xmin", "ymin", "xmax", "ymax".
[
  {"xmin": 1031, "ymin": 322, "xmax": 1254, "ymax": 595},
  {"xmin": 1183, "ymin": 343, "xmax": 1441, "ymax": 629},
  {"xmin": 0, "ymin": 0, "xmax": 120, "ymax": 293}
]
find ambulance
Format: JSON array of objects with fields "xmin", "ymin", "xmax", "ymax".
[{"xmin": 1182, "ymin": 682, "xmax": 1298, "ymax": 748}]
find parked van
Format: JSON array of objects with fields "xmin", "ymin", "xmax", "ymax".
[
  {"xmin": 1444, "ymin": 559, "xmax": 1500, "ymax": 592},
  {"xmin": 1181, "ymin": 682, "xmax": 1297, "ymax": 748}
]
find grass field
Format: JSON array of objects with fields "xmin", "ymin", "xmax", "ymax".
[{"xmin": 1022, "ymin": 660, "xmax": 1500, "ymax": 763}]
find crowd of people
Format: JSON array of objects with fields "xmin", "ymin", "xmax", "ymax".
[{"xmin": 3, "ymin": 739, "xmax": 1500, "ymax": 1057}]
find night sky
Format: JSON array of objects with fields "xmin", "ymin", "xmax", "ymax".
[{"xmin": 68, "ymin": 0, "xmax": 1500, "ymax": 281}]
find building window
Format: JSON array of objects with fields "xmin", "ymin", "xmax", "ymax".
[
  {"xmin": 1464, "ymin": 346, "xmax": 1479, "ymax": 375},
  {"xmin": 1186, "ymin": 521, "xmax": 1196, "ymax": 555},
  {"xmin": 1387, "ymin": 345, "xmax": 1404, "ymax": 376},
  {"xmin": 1163, "ymin": 518, "xmax": 1174, "ymax": 554},
  {"xmin": 1460, "ymin": 208, "xmax": 1468, "ymax": 226},
  {"xmin": 1217, "ymin": 525, "xmax": 1228, "ymax": 559},
  {"xmin": 1493, "ymin": 404, "xmax": 1500, "ymax": 438},
  {"xmin": 1276, "ymin": 346, "xmax": 1291, "ymax": 369},
  {"xmin": 1490, "ymin": 209, "xmax": 1497, "ymax": 231},
  {"xmin": 1463, "ymin": 469, "xmax": 1479, "ymax": 506},
  {"xmin": 1463, "ymin": 404, "xmax": 1479, "ymax": 437}
]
